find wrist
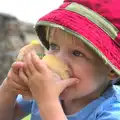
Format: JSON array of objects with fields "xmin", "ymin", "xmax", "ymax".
[
  {"xmin": 35, "ymin": 95, "xmax": 59, "ymax": 106},
  {"xmin": 37, "ymin": 99, "xmax": 67, "ymax": 120},
  {"xmin": 37, "ymin": 98, "xmax": 60, "ymax": 107}
]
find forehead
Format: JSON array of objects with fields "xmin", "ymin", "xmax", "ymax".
[{"xmin": 48, "ymin": 27, "xmax": 86, "ymax": 48}]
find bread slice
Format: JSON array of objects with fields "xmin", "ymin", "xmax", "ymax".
[{"xmin": 42, "ymin": 54, "xmax": 69, "ymax": 79}]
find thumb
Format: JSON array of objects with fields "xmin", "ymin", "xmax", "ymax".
[{"xmin": 59, "ymin": 78, "xmax": 79, "ymax": 92}]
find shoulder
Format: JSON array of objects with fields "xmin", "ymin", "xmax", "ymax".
[{"xmin": 96, "ymin": 85, "xmax": 120, "ymax": 120}]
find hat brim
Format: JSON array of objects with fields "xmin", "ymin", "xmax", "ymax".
[{"xmin": 35, "ymin": 8, "xmax": 120, "ymax": 76}]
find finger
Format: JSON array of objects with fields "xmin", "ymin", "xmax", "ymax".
[
  {"xmin": 31, "ymin": 51, "xmax": 47, "ymax": 72},
  {"xmin": 24, "ymin": 53, "xmax": 37, "ymax": 74},
  {"xmin": 19, "ymin": 68, "xmax": 28, "ymax": 85},
  {"xmin": 12, "ymin": 62, "xmax": 25, "ymax": 68},
  {"xmin": 8, "ymin": 79, "xmax": 29, "ymax": 91},
  {"xmin": 11, "ymin": 62, "xmax": 25, "ymax": 74},
  {"xmin": 59, "ymin": 78, "xmax": 79, "ymax": 92},
  {"xmin": 8, "ymin": 68, "xmax": 27, "ymax": 87},
  {"xmin": 23, "ymin": 64, "xmax": 31, "ymax": 78}
]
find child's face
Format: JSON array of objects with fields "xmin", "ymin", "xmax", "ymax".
[{"xmin": 47, "ymin": 28, "xmax": 110, "ymax": 101}]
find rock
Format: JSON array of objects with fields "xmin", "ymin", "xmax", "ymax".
[{"xmin": 0, "ymin": 13, "xmax": 39, "ymax": 84}]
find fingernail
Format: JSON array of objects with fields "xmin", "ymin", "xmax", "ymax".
[{"xmin": 11, "ymin": 62, "xmax": 16, "ymax": 67}]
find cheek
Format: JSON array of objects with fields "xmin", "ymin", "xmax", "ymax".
[
  {"xmin": 72, "ymin": 59, "xmax": 107, "ymax": 81},
  {"xmin": 72, "ymin": 61, "xmax": 96, "ymax": 79},
  {"xmin": 71, "ymin": 62, "xmax": 103, "ymax": 93},
  {"xmin": 76, "ymin": 77, "xmax": 100, "ymax": 93}
]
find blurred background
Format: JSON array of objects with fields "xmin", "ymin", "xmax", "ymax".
[{"xmin": 0, "ymin": 0, "xmax": 63, "ymax": 84}]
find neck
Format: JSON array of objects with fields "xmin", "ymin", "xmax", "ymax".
[{"xmin": 62, "ymin": 99, "xmax": 89, "ymax": 115}]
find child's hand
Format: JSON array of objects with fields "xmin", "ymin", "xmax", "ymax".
[
  {"xmin": 22, "ymin": 52, "xmax": 78, "ymax": 103},
  {"xmin": 2, "ymin": 62, "xmax": 31, "ymax": 97}
]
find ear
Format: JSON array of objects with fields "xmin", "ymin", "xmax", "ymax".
[{"xmin": 108, "ymin": 70, "xmax": 119, "ymax": 80}]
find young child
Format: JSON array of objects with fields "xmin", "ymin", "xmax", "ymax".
[{"xmin": 0, "ymin": 0, "xmax": 120, "ymax": 120}]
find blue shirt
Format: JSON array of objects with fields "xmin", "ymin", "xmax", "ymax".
[{"xmin": 17, "ymin": 85, "xmax": 120, "ymax": 120}]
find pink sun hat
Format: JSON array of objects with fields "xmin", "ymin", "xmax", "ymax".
[{"xmin": 35, "ymin": 0, "xmax": 120, "ymax": 76}]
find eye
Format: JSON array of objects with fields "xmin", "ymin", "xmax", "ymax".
[
  {"xmin": 72, "ymin": 50, "xmax": 84, "ymax": 57},
  {"xmin": 49, "ymin": 43, "xmax": 59, "ymax": 50}
]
